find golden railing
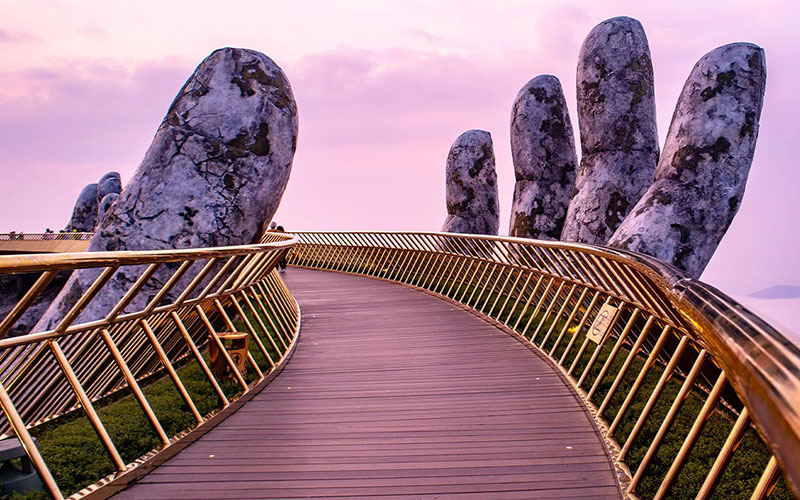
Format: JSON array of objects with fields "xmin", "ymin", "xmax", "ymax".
[
  {"xmin": 0, "ymin": 231, "xmax": 300, "ymax": 499},
  {"xmin": 0, "ymin": 233, "xmax": 94, "ymax": 242},
  {"xmin": 288, "ymin": 231, "xmax": 800, "ymax": 500},
  {"xmin": 0, "ymin": 233, "xmax": 94, "ymax": 254}
]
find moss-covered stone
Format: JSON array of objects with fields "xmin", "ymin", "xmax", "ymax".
[
  {"xmin": 34, "ymin": 47, "xmax": 298, "ymax": 332},
  {"xmin": 442, "ymin": 130, "xmax": 498, "ymax": 235},
  {"xmin": 563, "ymin": 16, "xmax": 659, "ymax": 245},
  {"xmin": 609, "ymin": 43, "xmax": 766, "ymax": 278},
  {"xmin": 509, "ymin": 75, "xmax": 577, "ymax": 240}
]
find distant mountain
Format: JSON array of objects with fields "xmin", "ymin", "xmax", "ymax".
[{"xmin": 748, "ymin": 285, "xmax": 800, "ymax": 300}]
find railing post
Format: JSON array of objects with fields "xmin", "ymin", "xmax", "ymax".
[
  {"xmin": 653, "ymin": 371, "xmax": 728, "ymax": 499},
  {"xmin": 239, "ymin": 291, "xmax": 284, "ymax": 357},
  {"xmin": 99, "ymin": 328, "xmax": 170, "ymax": 445},
  {"xmin": 195, "ymin": 307, "xmax": 248, "ymax": 392},
  {"xmin": 0, "ymin": 382, "xmax": 64, "ymax": 500},
  {"xmin": 229, "ymin": 295, "xmax": 275, "ymax": 369},
  {"xmin": 169, "ymin": 311, "xmax": 230, "ymax": 406},
  {"xmin": 628, "ymin": 349, "xmax": 708, "ymax": 493},
  {"xmin": 49, "ymin": 339, "xmax": 127, "ymax": 471},
  {"xmin": 214, "ymin": 299, "xmax": 263, "ymax": 379},
  {"xmin": 529, "ymin": 281, "xmax": 567, "ymax": 344},
  {"xmin": 140, "ymin": 318, "xmax": 204, "ymax": 422}
]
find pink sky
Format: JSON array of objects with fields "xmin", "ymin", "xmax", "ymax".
[{"xmin": 0, "ymin": 0, "xmax": 797, "ymax": 297}]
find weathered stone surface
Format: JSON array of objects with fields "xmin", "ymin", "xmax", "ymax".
[
  {"xmin": 609, "ymin": 43, "xmax": 766, "ymax": 278},
  {"xmin": 65, "ymin": 183, "xmax": 98, "ymax": 232},
  {"xmin": 509, "ymin": 75, "xmax": 577, "ymax": 240},
  {"xmin": 97, "ymin": 171, "xmax": 122, "ymax": 201},
  {"xmin": 97, "ymin": 193, "xmax": 119, "ymax": 221},
  {"xmin": 64, "ymin": 172, "xmax": 121, "ymax": 232},
  {"xmin": 4, "ymin": 173, "xmax": 121, "ymax": 336},
  {"xmin": 0, "ymin": 271, "xmax": 72, "ymax": 337},
  {"xmin": 562, "ymin": 16, "xmax": 659, "ymax": 245},
  {"xmin": 35, "ymin": 47, "xmax": 298, "ymax": 332},
  {"xmin": 441, "ymin": 130, "xmax": 499, "ymax": 235}
]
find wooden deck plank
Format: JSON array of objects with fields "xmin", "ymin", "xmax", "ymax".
[{"xmin": 113, "ymin": 268, "xmax": 619, "ymax": 499}]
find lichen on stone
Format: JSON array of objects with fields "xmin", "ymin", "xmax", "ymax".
[
  {"xmin": 35, "ymin": 47, "xmax": 299, "ymax": 332},
  {"xmin": 562, "ymin": 16, "xmax": 659, "ymax": 245},
  {"xmin": 609, "ymin": 42, "xmax": 766, "ymax": 278},
  {"xmin": 509, "ymin": 75, "xmax": 577, "ymax": 241},
  {"xmin": 442, "ymin": 130, "xmax": 499, "ymax": 235}
]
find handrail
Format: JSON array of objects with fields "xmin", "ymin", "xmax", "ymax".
[
  {"xmin": 0, "ymin": 232, "xmax": 94, "ymax": 241},
  {"xmin": 0, "ymin": 231, "xmax": 301, "ymax": 499},
  {"xmin": 288, "ymin": 230, "xmax": 800, "ymax": 500},
  {"xmin": 0, "ymin": 233, "xmax": 93, "ymax": 254}
]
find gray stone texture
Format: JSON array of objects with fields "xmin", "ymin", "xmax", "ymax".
[
  {"xmin": 609, "ymin": 43, "xmax": 766, "ymax": 278},
  {"xmin": 97, "ymin": 193, "xmax": 119, "ymax": 221},
  {"xmin": 0, "ymin": 271, "xmax": 72, "ymax": 337},
  {"xmin": 509, "ymin": 75, "xmax": 577, "ymax": 240},
  {"xmin": 35, "ymin": 47, "xmax": 298, "ymax": 332},
  {"xmin": 65, "ymin": 183, "xmax": 98, "ymax": 232},
  {"xmin": 97, "ymin": 172, "xmax": 122, "ymax": 201},
  {"xmin": 441, "ymin": 130, "xmax": 499, "ymax": 235},
  {"xmin": 562, "ymin": 16, "xmax": 659, "ymax": 245}
]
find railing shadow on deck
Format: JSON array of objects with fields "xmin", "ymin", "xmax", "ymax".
[
  {"xmin": 288, "ymin": 231, "xmax": 800, "ymax": 500},
  {"xmin": 0, "ymin": 231, "xmax": 301, "ymax": 499}
]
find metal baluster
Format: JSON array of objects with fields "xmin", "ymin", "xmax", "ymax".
[
  {"xmin": 520, "ymin": 278, "xmax": 557, "ymax": 339},
  {"xmin": 619, "ymin": 335, "xmax": 689, "ymax": 460},
  {"xmin": 214, "ymin": 299, "xmax": 263, "ymax": 379},
  {"xmin": 549, "ymin": 287, "xmax": 588, "ymax": 357},
  {"xmin": 99, "ymin": 328, "xmax": 170, "ymax": 445},
  {"xmin": 170, "ymin": 311, "xmax": 229, "ymax": 406},
  {"xmin": 695, "ymin": 407, "xmax": 751, "ymax": 499},
  {"xmin": 0, "ymin": 382, "xmax": 64, "ymax": 499},
  {"xmin": 49, "ymin": 340, "xmax": 126, "ymax": 471},
  {"xmin": 597, "ymin": 316, "xmax": 656, "ymax": 414},
  {"xmin": 606, "ymin": 323, "xmax": 671, "ymax": 432},
  {"xmin": 566, "ymin": 296, "xmax": 612, "ymax": 375},
  {"xmin": 749, "ymin": 456, "xmax": 780, "ymax": 500},
  {"xmin": 255, "ymin": 280, "xmax": 292, "ymax": 344},
  {"xmin": 529, "ymin": 281, "xmax": 568, "ymax": 344},
  {"xmin": 653, "ymin": 371, "xmax": 728, "ymax": 499},
  {"xmin": 495, "ymin": 269, "xmax": 523, "ymax": 324},
  {"xmin": 558, "ymin": 291, "xmax": 602, "ymax": 366},
  {"xmin": 501, "ymin": 271, "xmax": 532, "ymax": 327},
  {"xmin": 512, "ymin": 275, "xmax": 545, "ymax": 332},
  {"xmin": 628, "ymin": 349, "xmax": 708, "ymax": 492},
  {"xmin": 586, "ymin": 309, "xmax": 642, "ymax": 398},
  {"xmin": 195, "ymin": 307, "xmax": 248, "ymax": 392},
  {"xmin": 229, "ymin": 295, "xmax": 275, "ymax": 369},
  {"xmin": 538, "ymin": 284, "xmax": 577, "ymax": 349},
  {"xmin": 238, "ymin": 291, "xmax": 282, "ymax": 360},
  {"xmin": 140, "ymin": 318, "xmax": 204, "ymax": 422}
]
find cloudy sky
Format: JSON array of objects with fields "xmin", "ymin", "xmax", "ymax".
[{"xmin": 0, "ymin": 0, "xmax": 797, "ymax": 299}]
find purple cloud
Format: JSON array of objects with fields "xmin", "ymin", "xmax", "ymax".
[
  {"xmin": 0, "ymin": 57, "xmax": 192, "ymax": 230},
  {"xmin": 0, "ymin": 32, "xmax": 797, "ymax": 297},
  {"xmin": 0, "ymin": 28, "xmax": 37, "ymax": 43}
]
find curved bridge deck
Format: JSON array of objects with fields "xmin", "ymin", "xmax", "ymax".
[{"xmin": 114, "ymin": 268, "xmax": 620, "ymax": 499}]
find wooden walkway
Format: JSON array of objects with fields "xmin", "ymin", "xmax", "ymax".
[{"xmin": 114, "ymin": 268, "xmax": 620, "ymax": 499}]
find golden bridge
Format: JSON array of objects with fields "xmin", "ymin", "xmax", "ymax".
[
  {"xmin": 0, "ymin": 231, "xmax": 797, "ymax": 499},
  {"xmin": 0, "ymin": 233, "xmax": 92, "ymax": 255}
]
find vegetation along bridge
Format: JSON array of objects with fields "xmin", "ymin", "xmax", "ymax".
[{"xmin": 0, "ymin": 231, "xmax": 797, "ymax": 499}]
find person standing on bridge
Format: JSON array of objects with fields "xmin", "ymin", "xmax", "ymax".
[
  {"xmin": 276, "ymin": 225, "xmax": 287, "ymax": 273},
  {"xmin": 266, "ymin": 222, "xmax": 288, "ymax": 273}
]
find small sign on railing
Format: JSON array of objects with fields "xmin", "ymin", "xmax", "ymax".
[{"xmin": 586, "ymin": 304, "xmax": 619, "ymax": 344}]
